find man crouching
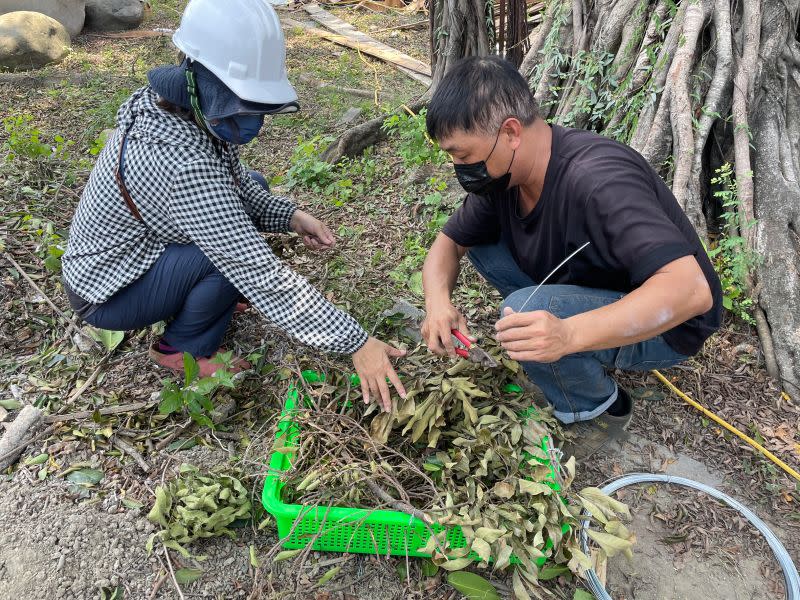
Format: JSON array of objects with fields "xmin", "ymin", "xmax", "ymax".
[{"xmin": 420, "ymin": 56, "xmax": 721, "ymax": 452}]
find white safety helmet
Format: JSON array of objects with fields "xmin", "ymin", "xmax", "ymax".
[{"xmin": 172, "ymin": 0, "xmax": 297, "ymax": 105}]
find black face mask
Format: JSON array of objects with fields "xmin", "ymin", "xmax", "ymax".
[{"xmin": 454, "ymin": 127, "xmax": 515, "ymax": 195}]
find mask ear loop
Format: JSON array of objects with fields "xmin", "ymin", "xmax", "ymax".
[{"xmin": 185, "ymin": 63, "xmax": 210, "ymax": 135}]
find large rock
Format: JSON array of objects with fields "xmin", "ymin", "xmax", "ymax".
[
  {"xmin": 0, "ymin": 11, "xmax": 71, "ymax": 71},
  {"xmin": 85, "ymin": 0, "xmax": 143, "ymax": 31},
  {"xmin": 0, "ymin": 0, "xmax": 85, "ymax": 38}
]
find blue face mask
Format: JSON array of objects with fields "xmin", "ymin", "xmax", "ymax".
[{"xmin": 206, "ymin": 114, "xmax": 265, "ymax": 145}]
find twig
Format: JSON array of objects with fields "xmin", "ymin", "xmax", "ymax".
[
  {"xmin": 0, "ymin": 406, "xmax": 44, "ymax": 470},
  {"xmin": 370, "ymin": 19, "xmax": 427, "ymax": 34},
  {"xmin": 155, "ymin": 418, "xmax": 193, "ymax": 451},
  {"xmin": 65, "ymin": 352, "xmax": 114, "ymax": 405},
  {"xmin": 112, "ymin": 434, "xmax": 152, "ymax": 473},
  {"xmin": 297, "ymin": 73, "xmax": 375, "ymax": 98},
  {"xmin": 363, "ymin": 477, "xmax": 432, "ymax": 524},
  {"xmin": 148, "ymin": 571, "xmax": 169, "ymax": 600},
  {"xmin": 44, "ymin": 401, "xmax": 157, "ymax": 423},
  {"xmin": 162, "ymin": 547, "xmax": 186, "ymax": 600},
  {"xmin": 0, "ymin": 424, "xmax": 57, "ymax": 466},
  {"xmin": 3, "ymin": 253, "xmax": 78, "ymax": 337}
]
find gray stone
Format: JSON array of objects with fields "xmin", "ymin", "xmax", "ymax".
[
  {"xmin": 84, "ymin": 0, "xmax": 142, "ymax": 31},
  {"xmin": 0, "ymin": 0, "xmax": 85, "ymax": 37},
  {"xmin": 382, "ymin": 299, "xmax": 425, "ymax": 342},
  {"xmin": 0, "ymin": 11, "xmax": 70, "ymax": 71},
  {"xmin": 336, "ymin": 106, "xmax": 362, "ymax": 126}
]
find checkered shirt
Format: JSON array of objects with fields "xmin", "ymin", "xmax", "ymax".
[{"xmin": 63, "ymin": 86, "xmax": 368, "ymax": 354}]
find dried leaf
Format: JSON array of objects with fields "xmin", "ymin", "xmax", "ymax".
[
  {"xmin": 586, "ymin": 528, "xmax": 634, "ymax": 559},
  {"xmin": 471, "ymin": 538, "xmax": 492, "ymax": 562},
  {"xmin": 579, "ymin": 487, "xmax": 630, "ymax": 519},
  {"xmin": 492, "ymin": 481, "xmax": 515, "ymax": 499},
  {"xmin": 475, "ymin": 527, "xmax": 506, "ymax": 544},
  {"xmin": 512, "ymin": 568, "xmax": 532, "ymax": 600},
  {"xmin": 438, "ymin": 557, "xmax": 474, "ymax": 571}
]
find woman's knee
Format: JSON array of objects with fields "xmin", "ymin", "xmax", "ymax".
[{"xmin": 248, "ymin": 170, "xmax": 269, "ymax": 192}]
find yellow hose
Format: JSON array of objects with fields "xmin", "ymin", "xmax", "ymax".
[{"xmin": 651, "ymin": 369, "xmax": 800, "ymax": 485}]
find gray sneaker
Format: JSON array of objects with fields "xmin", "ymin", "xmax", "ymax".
[{"xmin": 559, "ymin": 387, "xmax": 633, "ymax": 461}]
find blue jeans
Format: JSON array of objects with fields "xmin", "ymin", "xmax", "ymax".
[
  {"xmin": 84, "ymin": 171, "xmax": 269, "ymax": 356},
  {"xmin": 468, "ymin": 241, "xmax": 687, "ymax": 423}
]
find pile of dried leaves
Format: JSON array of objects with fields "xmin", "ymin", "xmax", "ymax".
[
  {"xmin": 278, "ymin": 345, "xmax": 636, "ymax": 599},
  {"xmin": 147, "ymin": 463, "xmax": 252, "ymax": 558}
]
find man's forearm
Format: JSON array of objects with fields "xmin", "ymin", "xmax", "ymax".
[
  {"xmin": 565, "ymin": 256, "xmax": 713, "ymax": 353},
  {"xmin": 423, "ymin": 233, "xmax": 464, "ymax": 308}
]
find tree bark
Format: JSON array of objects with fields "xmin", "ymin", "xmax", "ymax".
[{"xmin": 750, "ymin": 1, "xmax": 800, "ymax": 393}]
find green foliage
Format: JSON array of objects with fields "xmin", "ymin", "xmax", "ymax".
[
  {"xmin": 3, "ymin": 115, "xmax": 53, "ymax": 161},
  {"xmin": 446, "ymin": 571, "xmax": 499, "ymax": 599},
  {"xmin": 146, "ymin": 463, "xmax": 251, "ymax": 558},
  {"xmin": 283, "ymin": 135, "xmax": 337, "ymax": 191},
  {"xmin": 280, "ymin": 137, "xmax": 381, "ymax": 206},
  {"xmin": 86, "ymin": 327, "xmax": 125, "ymax": 352},
  {"xmin": 706, "ymin": 163, "xmax": 759, "ymax": 324},
  {"xmin": 159, "ymin": 353, "xmax": 236, "ymax": 427},
  {"xmin": 382, "ymin": 108, "xmax": 448, "ymax": 167},
  {"xmin": 17, "ymin": 215, "xmax": 66, "ymax": 273},
  {"xmin": 388, "ymin": 234, "xmax": 427, "ymax": 296}
]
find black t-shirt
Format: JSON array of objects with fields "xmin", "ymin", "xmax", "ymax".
[{"xmin": 442, "ymin": 124, "xmax": 722, "ymax": 356}]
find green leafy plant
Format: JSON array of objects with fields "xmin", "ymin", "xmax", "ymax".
[
  {"xmin": 382, "ymin": 108, "xmax": 448, "ymax": 167},
  {"xmin": 447, "ymin": 571, "xmax": 499, "ymax": 599},
  {"xmin": 86, "ymin": 327, "xmax": 125, "ymax": 352},
  {"xmin": 3, "ymin": 114, "xmax": 52, "ymax": 161},
  {"xmin": 3, "ymin": 114, "xmax": 75, "ymax": 166},
  {"xmin": 706, "ymin": 163, "xmax": 760, "ymax": 324},
  {"xmin": 146, "ymin": 463, "xmax": 251, "ymax": 557},
  {"xmin": 280, "ymin": 136, "xmax": 368, "ymax": 205},
  {"xmin": 158, "ymin": 353, "xmax": 236, "ymax": 427},
  {"xmin": 16, "ymin": 215, "xmax": 66, "ymax": 273},
  {"xmin": 282, "ymin": 135, "xmax": 337, "ymax": 191}
]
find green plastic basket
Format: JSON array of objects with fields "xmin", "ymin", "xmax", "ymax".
[{"xmin": 262, "ymin": 370, "xmax": 567, "ymax": 566}]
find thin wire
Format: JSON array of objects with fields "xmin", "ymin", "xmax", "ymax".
[
  {"xmin": 516, "ymin": 241, "xmax": 591, "ymax": 312},
  {"xmin": 580, "ymin": 474, "xmax": 800, "ymax": 600}
]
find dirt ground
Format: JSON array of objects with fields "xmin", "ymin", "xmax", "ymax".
[{"xmin": 1, "ymin": 1, "xmax": 799, "ymax": 599}]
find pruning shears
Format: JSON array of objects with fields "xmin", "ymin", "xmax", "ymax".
[{"xmin": 451, "ymin": 329, "xmax": 498, "ymax": 368}]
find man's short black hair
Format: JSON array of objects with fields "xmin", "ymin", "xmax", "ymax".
[{"xmin": 426, "ymin": 55, "xmax": 539, "ymax": 141}]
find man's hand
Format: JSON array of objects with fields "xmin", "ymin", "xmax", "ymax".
[
  {"xmin": 421, "ymin": 301, "xmax": 474, "ymax": 356},
  {"xmin": 290, "ymin": 210, "xmax": 335, "ymax": 251},
  {"xmin": 352, "ymin": 337, "xmax": 407, "ymax": 412},
  {"xmin": 495, "ymin": 307, "xmax": 576, "ymax": 363}
]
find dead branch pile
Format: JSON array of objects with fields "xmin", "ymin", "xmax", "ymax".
[{"xmin": 276, "ymin": 346, "xmax": 634, "ymax": 597}]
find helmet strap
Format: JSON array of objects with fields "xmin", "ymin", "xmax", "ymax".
[{"xmin": 185, "ymin": 63, "xmax": 210, "ymax": 134}]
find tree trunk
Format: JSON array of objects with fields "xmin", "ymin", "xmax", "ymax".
[
  {"xmin": 750, "ymin": 2, "xmax": 800, "ymax": 394},
  {"xmin": 522, "ymin": 0, "xmax": 800, "ymax": 394}
]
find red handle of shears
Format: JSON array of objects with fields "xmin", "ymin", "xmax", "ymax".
[
  {"xmin": 454, "ymin": 347, "xmax": 470, "ymax": 359},
  {"xmin": 451, "ymin": 329, "xmax": 472, "ymax": 348}
]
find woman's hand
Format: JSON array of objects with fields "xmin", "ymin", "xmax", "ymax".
[
  {"xmin": 352, "ymin": 337, "xmax": 407, "ymax": 412},
  {"xmin": 290, "ymin": 210, "xmax": 335, "ymax": 251}
]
